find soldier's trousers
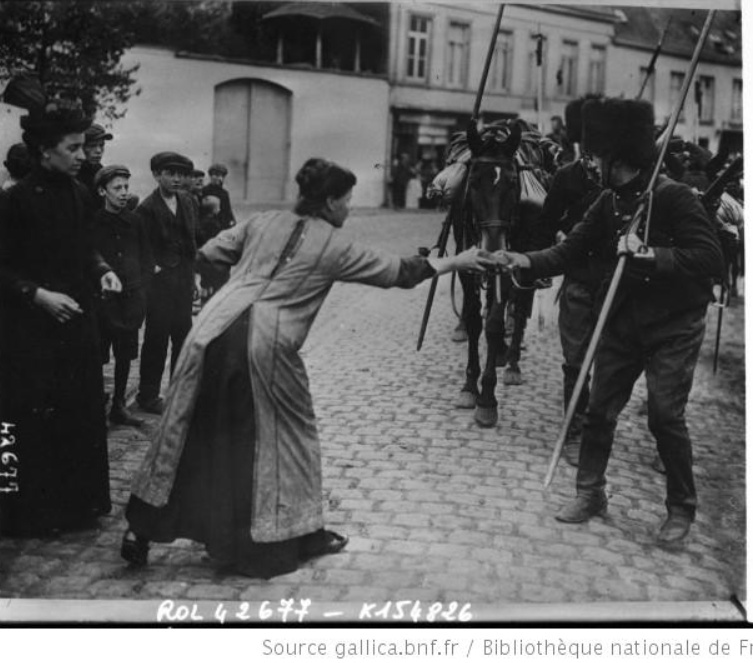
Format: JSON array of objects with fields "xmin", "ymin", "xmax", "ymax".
[
  {"xmin": 576, "ymin": 302, "xmax": 707, "ymax": 517},
  {"xmin": 558, "ymin": 277, "xmax": 598, "ymax": 437}
]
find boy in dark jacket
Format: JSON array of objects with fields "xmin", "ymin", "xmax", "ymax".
[
  {"xmin": 92, "ymin": 165, "xmax": 153, "ymax": 426},
  {"xmin": 135, "ymin": 152, "xmax": 198, "ymax": 414}
]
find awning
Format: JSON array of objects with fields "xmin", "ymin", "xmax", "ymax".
[{"xmin": 262, "ymin": 2, "xmax": 380, "ymax": 27}]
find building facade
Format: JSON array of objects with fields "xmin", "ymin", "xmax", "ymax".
[
  {"xmin": 0, "ymin": 3, "xmax": 742, "ymax": 205},
  {"xmin": 387, "ymin": 2, "xmax": 742, "ymax": 178}
]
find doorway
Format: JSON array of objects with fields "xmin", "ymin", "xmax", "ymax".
[{"xmin": 213, "ymin": 78, "xmax": 292, "ymax": 202}]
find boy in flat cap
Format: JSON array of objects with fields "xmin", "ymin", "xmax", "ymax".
[
  {"xmin": 78, "ymin": 122, "xmax": 113, "ymax": 203},
  {"xmin": 135, "ymin": 152, "xmax": 199, "ymax": 414},
  {"xmin": 92, "ymin": 165, "xmax": 154, "ymax": 426},
  {"xmin": 201, "ymin": 163, "xmax": 235, "ymax": 231},
  {"xmin": 494, "ymin": 98, "xmax": 723, "ymax": 546},
  {"xmin": 189, "ymin": 169, "xmax": 205, "ymax": 206}
]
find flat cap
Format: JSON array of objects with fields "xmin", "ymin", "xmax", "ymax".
[
  {"xmin": 192, "ymin": 169, "xmax": 205, "ymax": 178},
  {"xmin": 150, "ymin": 151, "xmax": 194, "ymax": 173},
  {"xmin": 85, "ymin": 123, "xmax": 113, "ymax": 144},
  {"xmin": 208, "ymin": 163, "xmax": 228, "ymax": 176},
  {"xmin": 94, "ymin": 164, "xmax": 130, "ymax": 189}
]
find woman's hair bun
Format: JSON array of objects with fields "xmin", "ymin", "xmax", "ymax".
[{"xmin": 294, "ymin": 158, "xmax": 357, "ymax": 216}]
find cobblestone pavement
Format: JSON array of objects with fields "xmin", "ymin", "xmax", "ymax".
[{"xmin": 0, "ymin": 208, "xmax": 746, "ymax": 622}]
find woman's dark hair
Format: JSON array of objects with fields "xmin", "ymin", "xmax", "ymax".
[
  {"xmin": 294, "ymin": 158, "xmax": 356, "ymax": 216},
  {"xmin": 21, "ymin": 104, "xmax": 91, "ymax": 159}
]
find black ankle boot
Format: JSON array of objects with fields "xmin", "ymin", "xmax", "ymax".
[
  {"xmin": 110, "ymin": 399, "xmax": 144, "ymax": 427},
  {"xmin": 121, "ymin": 529, "xmax": 150, "ymax": 566}
]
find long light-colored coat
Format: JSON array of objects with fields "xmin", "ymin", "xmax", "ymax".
[{"xmin": 131, "ymin": 210, "xmax": 412, "ymax": 542}]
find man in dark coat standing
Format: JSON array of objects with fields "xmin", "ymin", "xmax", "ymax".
[
  {"xmin": 92, "ymin": 165, "xmax": 154, "ymax": 426},
  {"xmin": 0, "ymin": 76, "xmax": 122, "ymax": 536},
  {"xmin": 494, "ymin": 98, "xmax": 723, "ymax": 546},
  {"xmin": 136, "ymin": 152, "xmax": 199, "ymax": 414},
  {"xmin": 539, "ymin": 96, "xmax": 603, "ymax": 466}
]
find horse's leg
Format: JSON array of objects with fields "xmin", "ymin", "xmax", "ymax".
[
  {"xmin": 474, "ymin": 278, "xmax": 505, "ymax": 427},
  {"xmin": 487, "ymin": 285, "xmax": 508, "ymax": 367},
  {"xmin": 503, "ymin": 289, "xmax": 534, "ymax": 386},
  {"xmin": 455, "ymin": 271, "xmax": 482, "ymax": 409}
]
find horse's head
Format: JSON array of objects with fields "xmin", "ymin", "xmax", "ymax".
[{"xmin": 466, "ymin": 121, "xmax": 522, "ymax": 252}]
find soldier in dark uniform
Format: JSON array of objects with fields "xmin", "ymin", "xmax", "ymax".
[
  {"xmin": 493, "ymin": 98, "xmax": 723, "ymax": 545},
  {"xmin": 136, "ymin": 152, "xmax": 199, "ymax": 414},
  {"xmin": 201, "ymin": 163, "xmax": 235, "ymax": 231},
  {"xmin": 0, "ymin": 75, "xmax": 122, "ymax": 536},
  {"xmin": 77, "ymin": 123, "xmax": 113, "ymax": 202},
  {"xmin": 92, "ymin": 165, "xmax": 154, "ymax": 426},
  {"xmin": 539, "ymin": 96, "xmax": 603, "ymax": 466}
]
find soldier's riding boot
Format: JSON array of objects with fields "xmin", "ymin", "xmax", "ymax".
[
  {"xmin": 555, "ymin": 490, "xmax": 608, "ymax": 523},
  {"xmin": 657, "ymin": 507, "xmax": 693, "ymax": 545},
  {"xmin": 562, "ymin": 367, "xmax": 589, "ymax": 468},
  {"xmin": 556, "ymin": 418, "xmax": 611, "ymax": 523},
  {"xmin": 110, "ymin": 398, "xmax": 143, "ymax": 427}
]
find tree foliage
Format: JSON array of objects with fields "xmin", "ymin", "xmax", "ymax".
[{"xmin": 0, "ymin": 1, "xmax": 142, "ymax": 122}]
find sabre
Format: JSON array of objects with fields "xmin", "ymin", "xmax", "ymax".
[
  {"xmin": 712, "ymin": 285, "xmax": 725, "ymax": 375},
  {"xmin": 544, "ymin": 10, "xmax": 717, "ymax": 489},
  {"xmin": 416, "ymin": 4, "xmax": 505, "ymax": 351}
]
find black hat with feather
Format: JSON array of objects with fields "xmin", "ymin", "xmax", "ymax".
[
  {"xmin": 582, "ymin": 97, "xmax": 656, "ymax": 169},
  {"xmin": 3, "ymin": 74, "xmax": 91, "ymax": 150}
]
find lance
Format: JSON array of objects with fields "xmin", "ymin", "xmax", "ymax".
[
  {"xmin": 416, "ymin": 4, "xmax": 505, "ymax": 351},
  {"xmin": 543, "ymin": 10, "xmax": 717, "ymax": 488},
  {"xmin": 637, "ymin": 17, "xmax": 672, "ymax": 101}
]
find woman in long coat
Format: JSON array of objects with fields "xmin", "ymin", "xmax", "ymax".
[
  {"xmin": 0, "ymin": 84, "xmax": 122, "ymax": 536},
  {"xmin": 122, "ymin": 158, "xmax": 493, "ymax": 578}
]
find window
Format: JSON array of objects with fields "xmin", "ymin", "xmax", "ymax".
[
  {"xmin": 558, "ymin": 40, "xmax": 579, "ymax": 97},
  {"xmin": 446, "ymin": 21, "xmax": 470, "ymax": 88},
  {"xmin": 731, "ymin": 78, "xmax": 743, "ymax": 123},
  {"xmin": 696, "ymin": 75, "xmax": 715, "ymax": 124},
  {"xmin": 406, "ymin": 15, "xmax": 431, "ymax": 82},
  {"xmin": 669, "ymin": 71, "xmax": 686, "ymax": 122},
  {"xmin": 638, "ymin": 66, "xmax": 656, "ymax": 102},
  {"xmin": 587, "ymin": 45, "xmax": 606, "ymax": 94},
  {"xmin": 526, "ymin": 33, "xmax": 547, "ymax": 96},
  {"xmin": 489, "ymin": 30, "xmax": 513, "ymax": 92}
]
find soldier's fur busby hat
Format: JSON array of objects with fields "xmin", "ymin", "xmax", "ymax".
[
  {"xmin": 3, "ymin": 74, "xmax": 91, "ymax": 151},
  {"xmin": 582, "ymin": 97, "xmax": 656, "ymax": 169},
  {"xmin": 565, "ymin": 94, "xmax": 602, "ymax": 145}
]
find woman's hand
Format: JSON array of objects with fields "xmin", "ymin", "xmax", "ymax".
[
  {"xmin": 101, "ymin": 271, "xmax": 123, "ymax": 293},
  {"xmin": 428, "ymin": 248, "xmax": 494, "ymax": 275},
  {"xmin": 492, "ymin": 250, "xmax": 531, "ymax": 270},
  {"xmin": 33, "ymin": 288, "xmax": 83, "ymax": 323}
]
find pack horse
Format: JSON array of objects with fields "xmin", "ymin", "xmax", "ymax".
[{"xmin": 435, "ymin": 119, "xmax": 558, "ymax": 427}]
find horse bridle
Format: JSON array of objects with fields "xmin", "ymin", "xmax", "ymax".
[{"xmin": 463, "ymin": 153, "xmax": 540, "ymax": 291}]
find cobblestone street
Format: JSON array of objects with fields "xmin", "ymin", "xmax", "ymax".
[{"xmin": 0, "ymin": 208, "xmax": 746, "ymax": 623}]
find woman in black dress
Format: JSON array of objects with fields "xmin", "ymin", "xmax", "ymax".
[{"xmin": 0, "ymin": 77, "xmax": 122, "ymax": 536}]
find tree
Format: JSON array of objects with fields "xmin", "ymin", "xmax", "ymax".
[{"xmin": 0, "ymin": 1, "xmax": 142, "ymax": 122}]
